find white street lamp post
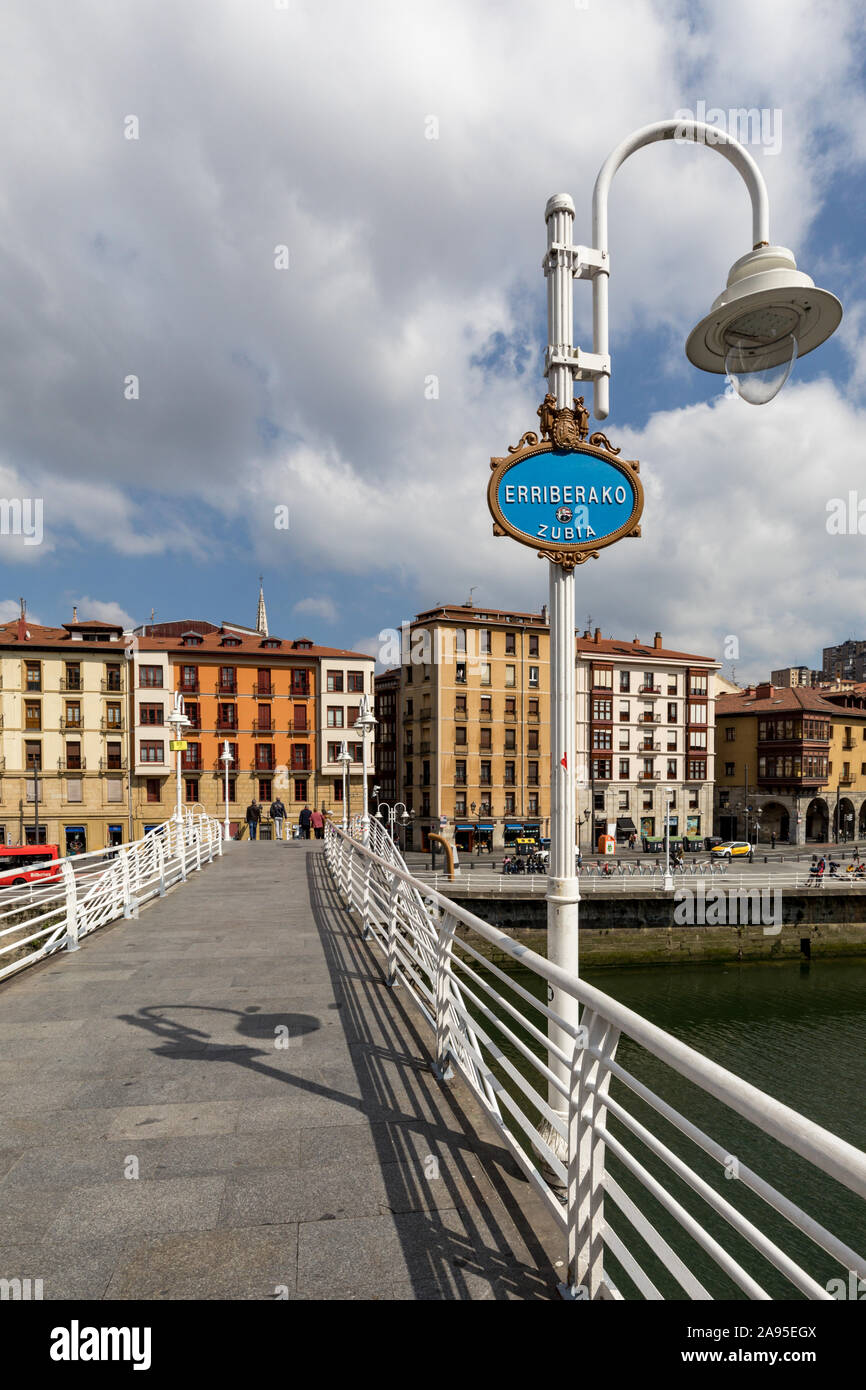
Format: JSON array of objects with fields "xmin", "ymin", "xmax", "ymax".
[
  {"xmin": 220, "ymin": 740, "xmax": 233, "ymax": 841},
  {"xmin": 663, "ymin": 787, "xmax": 674, "ymax": 891},
  {"xmin": 376, "ymin": 800, "xmax": 410, "ymax": 843},
  {"xmin": 353, "ymin": 695, "xmax": 377, "ymax": 846},
  {"xmin": 337, "ymin": 740, "xmax": 352, "ymax": 830},
  {"xmin": 168, "ymin": 693, "xmax": 191, "ymax": 826},
  {"xmin": 540, "ymin": 121, "xmax": 841, "ymax": 1164}
]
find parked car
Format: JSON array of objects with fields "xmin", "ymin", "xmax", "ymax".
[{"xmin": 711, "ymin": 841, "xmax": 753, "ymax": 859}]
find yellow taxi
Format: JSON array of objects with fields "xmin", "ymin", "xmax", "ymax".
[{"xmin": 710, "ymin": 840, "xmax": 753, "ymax": 859}]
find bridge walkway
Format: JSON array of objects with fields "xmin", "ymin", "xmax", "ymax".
[{"xmin": 0, "ymin": 840, "xmax": 561, "ymax": 1300}]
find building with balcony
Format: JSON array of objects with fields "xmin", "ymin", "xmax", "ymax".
[
  {"xmin": 130, "ymin": 610, "xmax": 373, "ymax": 833},
  {"xmin": 397, "ymin": 602, "xmax": 550, "ymax": 851},
  {"xmin": 714, "ymin": 682, "xmax": 866, "ymax": 844},
  {"xmin": 0, "ymin": 609, "xmax": 132, "ymax": 852},
  {"xmin": 373, "ymin": 667, "xmax": 400, "ymax": 807},
  {"xmin": 577, "ymin": 629, "xmax": 718, "ymax": 851}
]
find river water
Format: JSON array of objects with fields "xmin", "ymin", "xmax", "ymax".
[{"xmin": 468, "ymin": 951, "xmax": 866, "ymax": 1299}]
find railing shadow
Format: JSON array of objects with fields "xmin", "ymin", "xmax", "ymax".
[{"xmin": 304, "ymin": 850, "xmax": 559, "ymax": 1299}]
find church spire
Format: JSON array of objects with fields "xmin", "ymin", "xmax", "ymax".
[{"xmin": 256, "ymin": 576, "xmax": 269, "ymax": 637}]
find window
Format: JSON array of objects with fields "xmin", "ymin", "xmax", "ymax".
[
  {"xmin": 106, "ymin": 742, "xmax": 122, "ymax": 770},
  {"xmin": 529, "ymin": 634, "xmax": 539, "ymax": 658},
  {"xmin": 291, "ymin": 744, "xmax": 309, "ymax": 770},
  {"xmin": 333, "ymin": 779, "xmax": 344, "ymax": 803},
  {"xmin": 351, "ymin": 742, "xmax": 363, "ymax": 763},
  {"xmin": 25, "ymin": 701, "xmax": 41, "ymax": 730},
  {"xmin": 327, "ymin": 707, "xmax": 345, "ymax": 728},
  {"xmin": 455, "ymin": 795, "xmax": 467, "ymax": 815},
  {"xmin": 480, "ymin": 630, "xmax": 491, "ymax": 654},
  {"xmin": 327, "ymin": 671, "xmax": 344, "ymax": 692},
  {"xmin": 688, "ymin": 703, "xmax": 707, "ymax": 725},
  {"xmin": 505, "ymin": 632, "xmax": 516, "ymax": 655},
  {"xmin": 25, "ymin": 662, "xmax": 41, "ymax": 691},
  {"xmin": 140, "ymin": 703, "xmax": 164, "ymax": 725},
  {"xmin": 455, "ymin": 725, "xmax": 467, "ymax": 746},
  {"xmin": 689, "ymin": 730, "xmax": 707, "ymax": 750},
  {"xmin": 140, "ymin": 666, "xmax": 163, "ymax": 688},
  {"xmin": 65, "ymin": 741, "xmax": 82, "ymax": 770},
  {"xmin": 106, "ymin": 702, "xmax": 122, "ymax": 727},
  {"xmin": 259, "ymin": 778, "xmax": 272, "ymax": 802},
  {"xmin": 291, "ymin": 669, "xmax": 311, "ymax": 696},
  {"xmin": 480, "ymin": 760, "xmax": 491, "ymax": 786},
  {"xmin": 255, "ymin": 745, "xmax": 275, "ymax": 771},
  {"xmin": 480, "ymin": 663, "xmax": 491, "ymax": 686},
  {"xmin": 294, "ymin": 779, "xmax": 306, "ymax": 801},
  {"xmin": 105, "ymin": 663, "xmax": 122, "ymax": 692},
  {"xmin": 455, "ymin": 662, "xmax": 467, "ymax": 684},
  {"xmin": 592, "ymin": 698, "xmax": 612, "ymax": 721},
  {"xmin": 528, "ymin": 698, "xmax": 539, "ymax": 718},
  {"xmin": 688, "ymin": 759, "xmax": 706, "ymax": 781},
  {"xmin": 456, "ymin": 629, "xmax": 467, "ymax": 655},
  {"xmin": 480, "ymin": 695, "xmax": 492, "ymax": 717},
  {"xmin": 593, "ymin": 667, "xmax": 613, "ymax": 689},
  {"xmin": 528, "ymin": 729, "xmax": 539, "ymax": 751},
  {"xmin": 505, "ymin": 664, "xmax": 516, "ymax": 687},
  {"xmin": 505, "ymin": 792, "xmax": 516, "ymax": 814},
  {"xmin": 140, "ymin": 741, "xmax": 164, "ymax": 763},
  {"xmin": 592, "ymin": 758, "xmax": 612, "ymax": 780},
  {"xmin": 725, "ymin": 726, "xmax": 736, "ymax": 742},
  {"xmin": 480, "ymin": 727, "xmax": 492, "ymax": 750},
  {"xmin": 504, "ymin": 760, "xmax": 515, "ymax": 786},
  {"xmin": 620, "ymin": 671, "xmax": 630, "ymax": 691},
  {"xmin": 422, "ymin": 759, "xmax": 430, "ymax": 786},
  {"xmin": 455, "ymin": 760, "xmax": 466, "ymax": 786},
  {"xmin": 529, "ymin": 666, "xmax": 539, "ymax": 687},
  {"xmin": 227, "ymin": 777, "xmax": 237, "ymax": 802},
  {"xmin": 25, "ymin": 740, "xmax": 42, "ymax": 770},
  {"xmin": 256, "ymin": 669, "xmax": 272, "ymax": 695},
  {"xmin": 65, "ymin": 663, "xmax": 81, "ymax": 690},
  {"xmin": 667, "ymin": 702, "xmax": 677, "ymax": 723},
  {"xmin": 618, "ymin": 790, "xmax": 629, "ymax": 809},
  {"xmin": 593, "ymin": 728, "xmax": 612, "ymax": 749},
  {"xmin": 619, "ymin": 758, "xmax": 629, "ymax": 778},
  {"xmin": 594, "ymin": 793, "xmax": 605, "ymax": 810},
  {"xmin": 181, "ymin": 665, "xmax": 198, "ymax": 691},
  {"xmin": 667, "ymin": 759, "xmax": 677, "ymax": 778},
  {"xmin": 689, "ymin": 673, "xmax": 708, "ymax": 696},
  {"xmin": 504, "ymin": 727, "xmax": 516, "ymax": 750},
  {"xmin": 185, "ymin": 778, "xmax": 199, "ymax": 803},
  {"xmin": 528, "ymin": 760, "xmax": 539, "ymax": 786},
  {"xmin": 257, "ymin": 704, "xmax": 272, "ymax": 732},
  {"xmin": 405, "ymin": 761, "xmax": 413, "ymax": 786},
  {"xmin": 724, "ymin": 761, "xmax": 734, "ymax": 776},
  {"xmin": 347, "ymin": 671, "xmax": 364, "ymax": 692},
  {"xmin": 528, "ymin": 794, "xmax": 539, "ymax": 815},
  {"xmin": 219, "ymin": 667, "xmax": 236, "ymax": 692},
  {"xmin": 505, "ymin": 696, "xmax": 516, "ymax": 718},
  {"xmin": 146, "ymin": 778, "xmax": 161, "ymax": 803},
  {"xmin": 619, "ymin": 701, "xmax": 630, "ymax": 722},
  {"xmin": 65, "ymin": 702, "xmax": 81, "ymax": 729}
]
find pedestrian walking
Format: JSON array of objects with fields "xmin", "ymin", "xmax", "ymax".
[
  {"xmin": 299, "ymin": 805, "xmax": 312, "ymax": 840},
  {"xmin": 771, "ymin": 831, "xmax": 776, "ymax": 850},
  {"xmin": 311, "ymin": 807, "xmax": 325, "ymax": 840},
  {"xmin": 245, "ymin": 800, "xmax": 261, "ymax": 841},
  {"xmin": 270, "ymin": 797, "xmax": 287, "ymax": 840}
]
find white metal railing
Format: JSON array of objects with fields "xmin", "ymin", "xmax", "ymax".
[
  {"xmin": 324, "ymin": 818, "xmax": 866, "ymax": 1301},
  {"xmin": 0, "ymin": 811, "xmax": 224, "ymax": 983}
]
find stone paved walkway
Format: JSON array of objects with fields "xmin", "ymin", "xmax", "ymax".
[{"xmin": 0, "ymin": 840, "xmax": 561, "ymax": 1299}]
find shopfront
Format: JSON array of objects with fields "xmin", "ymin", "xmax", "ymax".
[
  {"xmin": 616, "ymin": 816, "xmax": 638, "ymax": 845},
  {"xmin": 475, "ymin": 823, "xmax": 494, "ymax": 853},
  {"xmin": 65, "ymin": 825, "xmax": 87, "ymax": 856},
  {"xmin": 455, "ymin": 824, "xmax": 474, "ymax": 852},
  {"xmin": 503, "ymin": 822, "xmax": 524, "ymax": 846}
]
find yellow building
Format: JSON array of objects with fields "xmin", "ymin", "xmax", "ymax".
[
  {"xmin": 0, "ymin": 613, "xmax": 132, "ymax": 852},
  {"xmin": 398, "ymin": 603, "xmax": 550, "ymax": 851},
  {"xmin": 715, "ymin": 680, "xmax": 866, "ymax": 845}
]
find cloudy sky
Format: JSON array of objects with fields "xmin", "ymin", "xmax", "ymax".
[{"xmin": 1, "ymin": 0, "xmax": 864, "ymax": 679}]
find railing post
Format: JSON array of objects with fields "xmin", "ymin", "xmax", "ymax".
[
  {"xmin": 194, "ymin": 824, "xmax": 202, "ymax": 872},
  {"xmin": 178, "ymin": 823, "xmax": 188, "ymax": 882},
  {"xmin": 61, "ymin": 858, "xmax": 80, "ymax": 952},
  {"xmin": 155, "ymin": 833, "xmax": 167, "ymax": 896},
  {"xmin": 564, "ymin": 1009, "xmax": 619, "ymax": 1300},
  {"xmin": 121, "ymin": 846, "xmax": 139, "ymax": 919},
  {"xmin": 386, "ymin": 871, "xmax": 400, "ymax": 987},
  {"xmin": 215, "ymin": 821, "xmax": 223, "ymax": 858},
  {"xmin": 433, "ymin": 911, "xmax": 457, "ymax": 1081},
  {"xmin": 361, "ymin": 859, "xmax": 372, "ymax": 939}
]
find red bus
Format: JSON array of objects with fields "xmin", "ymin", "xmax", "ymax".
[{"xmin": 0, "ymin": 845, "xmax": 61, "ymax": 889}]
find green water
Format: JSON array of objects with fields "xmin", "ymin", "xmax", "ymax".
[{"xmin": 463, "ymin": 953, "xmax": 866, "ymax": 1299}]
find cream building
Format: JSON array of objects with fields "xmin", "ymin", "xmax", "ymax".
[{"xmin": 0, "ymin": 613, "xmax": 132, "ymax": 852}]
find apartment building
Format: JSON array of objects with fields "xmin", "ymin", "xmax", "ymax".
[
  {"xmin": 577, "ymin": 629, "xmax": 718, "ymax": 850},
  {"xmin": 715, "ymin": 682, "xmax": 866, "ymax": 844},
  {"xmin": 318, "ymin": 653, "xmax": 376, "ymax": 821},
  {"xmin": 130, "ymin": 619, "xmax": 374, "ymax": 834},
  {"xmin": 0, "ymin": 613, "xmax": 132, "ymax": 851},
  {"xmin": 374, "ymin": 667, "xmax": 400, "ymax": 807},
  {"xmin": 399, "ymin": 603, "xmax": 550, "ymax": 851}
]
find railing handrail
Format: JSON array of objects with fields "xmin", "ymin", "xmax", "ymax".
[{"xmin": 325, "ymin": 821, "xmax": 866, "ymax": 1203}]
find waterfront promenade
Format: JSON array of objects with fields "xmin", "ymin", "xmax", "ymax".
[{"xmin": 0, "ymin": 841, "xmax": 560, "ymax": 1300}]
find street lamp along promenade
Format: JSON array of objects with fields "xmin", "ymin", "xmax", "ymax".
[
  {"xmin": 353, "ymin": 695, "xmax": 377, "ymax": 846},
  {"xmin": 485, "ymin": 119, "xmax": 842, "ymax": 1172}
]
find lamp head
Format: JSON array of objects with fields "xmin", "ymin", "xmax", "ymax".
[{"xmin": 686, "ymin": 246, "xmax": 842, "ymax": 404}]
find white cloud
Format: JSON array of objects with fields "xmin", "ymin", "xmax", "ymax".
[
  {"xmin": 292, "ymin": 596, "xmax": 338, "ymax": 624},
  {"xmin": 69, "ymin": 597, "xmax": 137, "ymax": 630}
]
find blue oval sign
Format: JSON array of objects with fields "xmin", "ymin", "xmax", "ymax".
[{"xmin": 488, "ymin": 441, "xmax": 642, "ymax": 559}]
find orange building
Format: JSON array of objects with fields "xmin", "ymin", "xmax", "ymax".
[{"xmin": 130, "ymin": 617, "xmax": 374, "ymax": 834}]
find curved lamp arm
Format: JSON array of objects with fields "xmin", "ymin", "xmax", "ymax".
[{"xmin": 589, "ymin": 120, "xmax": 771, "ymax": 418}]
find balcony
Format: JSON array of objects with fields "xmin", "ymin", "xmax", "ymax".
[
  {"xmin": 504, "ymin": 711, "xmax": 517, "ymax": 722},
  {"xmin": 253, "ymin": 683, "xmax": 274, "ymax": 698},
  {"xmin": 252, "ymin": 719, "xmax": 274, "ymax": 734},
  {"xmin": 101, "ymin": 677, "xmax": 124, "ymax": 694},
  {"xmin": 179, "ymin": 681, "xmax": 200, "ymax": 695},
  {"xmin": 839, "ymin": 773, "xmax": 855, "ymax": 785},
  {"xmin": 100, "ymin": 717, "xmax": 124, "ymax": 733},
  {"xmin": 100, "ymin": 757, "xmax": 127, "ymax": 771},
  {"xmin": 639, "ymin": 684, "xmax": 662, "ymax": 694},
  {"xmin": 454, "ymin": 773, "xmax": 467, "ymax": 786},
  {"xmin": 60, "ymin": 676, "xmax": 82, "ymax": 692},
  {"xmin": 254, "ymin": 757, "xmax": 276, "ymax": 773},
  {"xmin": 290, "ymin": 757, "xmax": 310, "ymax": 773},
  {"xmin": 216, "ymin": 715, "xmax": 238, "ymax": 731},
  {"xmin": 217, "ymin": 682, "xmax": 237, "ymax": 697},
  {"xmin": 58, "ymin": 757, "xmax": 86, "ymax": 771},
  {"xmin": 527, "ymin": 711, "xmax": 540, "ymax": 722},
  {"xmin": 181, "ymin": 754, "xmax": 202, "ymax": 772},
  {"xmin": 59, "ymin": 716, "xmax": 83, "ymax": 732},
  {"xmin": 290, "ymin": 684, "xmax": 311, "ymax": 699},
  {"xmin": 454, "ymin": 707, "xmax": 468, "ymax": 719},
  {"xmin": 638, "ymin": 714, "xmax": 661, "ymax": 724},
  {"xmin": 527, "ymin": 775, "xmax": 539, "ymax": 786},
  {"xmin": 640, "ymin": 741, "xmax": 660, "ymax": 752},
  {"xmin": 638, "ymin": 771, "xmax": 661, "ymax": 780},
  {"xmin": 403, "ymin": 744, "xmax": 415, "ymax": 756},
  {"xmin": 843, "ymin": 739, "xmax": 855, "ymax": 750},
  {"xmin": 287, "ymin": 720, "xmax": 309, "ymax": 733}
]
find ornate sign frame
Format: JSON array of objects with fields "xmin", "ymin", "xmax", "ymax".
[{"xmin": 487, "ymin": 403, "xmax": 643, "ymax": 570}]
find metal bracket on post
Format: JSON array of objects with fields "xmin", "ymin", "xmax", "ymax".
[
  {"xmin": 61, "ymin": 858, "xmax": 80, "ymax": 952},
  {"xmin": 432, "ymin": 913, "xmax": 457, "ymax": 1082}
]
